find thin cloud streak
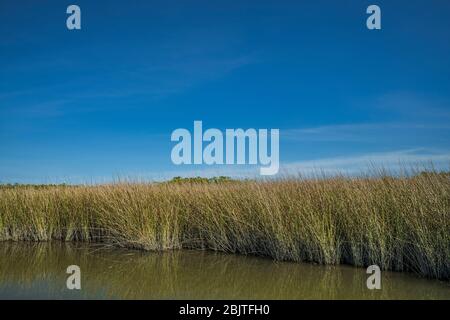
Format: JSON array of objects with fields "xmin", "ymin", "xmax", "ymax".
[
  {"xmin": 89, "ymin": 148, "xmax": 450, "ymax": 183},
  {"xmin": 283, "ymin": 122, "xmax": 450, "ymax": 142}
]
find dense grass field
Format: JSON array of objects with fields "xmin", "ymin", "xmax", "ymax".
[{"xmin": 0, "ymin": 171, "xmax": 449, "ymax": 280}]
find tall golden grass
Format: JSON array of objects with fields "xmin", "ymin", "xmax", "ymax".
[{"xmin": 0, "ymin": 171, "xmax": 449, "ymax": 280}]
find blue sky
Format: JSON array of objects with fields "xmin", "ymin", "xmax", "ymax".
[{"xmin": 1, "ymin": 0, "xmax": 450, "ymax": 183}]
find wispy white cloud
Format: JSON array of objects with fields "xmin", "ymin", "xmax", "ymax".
[
  {"xmin": 4, "ymin": 148, "xmax": 448, "ymax": 184},
  {"xmin": 370, "ymin": 92, "xmax": 450, "ymax": 120},
  {"xmin": 102, "ymin": 148, "xmax": 450, "ymax": 182},
  {"xmin": 282, "ymin": 122, "xmax": 450, "ymax": 142},
  {"xmin": 279, "ymin": 148, "xmax": 450, "ymax": 176},
  {"xmin": 0, "ymin": 52, "xmax": 257, "ymax": 118}
]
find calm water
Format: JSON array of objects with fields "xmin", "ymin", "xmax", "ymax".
[{"xmin": 0, "ymin": 242, "xmax": 448, "ymax": 299}]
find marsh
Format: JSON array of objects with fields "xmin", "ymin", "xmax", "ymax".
[{"xmin": 1, "ymin": 173, "xmax": 449, "ymax": 281}]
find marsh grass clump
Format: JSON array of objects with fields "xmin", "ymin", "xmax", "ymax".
[{"xmin": 0, "ymin": 171, "xmax": 449, "ymax": 280}]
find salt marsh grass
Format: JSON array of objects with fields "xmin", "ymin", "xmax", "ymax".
[{"xmin": 0, "ymin": 170, "xmax": 449, "ymax": 280}]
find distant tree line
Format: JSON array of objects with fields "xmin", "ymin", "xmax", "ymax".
[
  {"xmin": 0, "ymin": 183, "xmax": 70, "ymax": 189},
  {"xmin": 166, "ymin": 176, "xmax": 235, "ymax": 184}
]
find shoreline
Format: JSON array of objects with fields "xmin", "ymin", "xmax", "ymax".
[{"xmin": 1, "ymin": 173, "xmax": 449, "ymax": 280}]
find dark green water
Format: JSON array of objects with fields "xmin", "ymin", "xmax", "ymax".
[{"xmin": 0, "ymin": 242, "xmax": 448, "ymax": 299}]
